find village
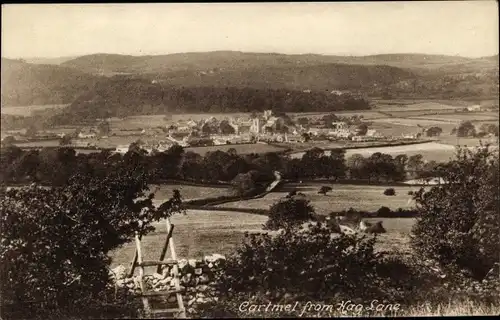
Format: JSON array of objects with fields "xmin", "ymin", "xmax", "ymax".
[{"xmin": 109, "ymin": 110, "xmax": 399, "ymax": 154}]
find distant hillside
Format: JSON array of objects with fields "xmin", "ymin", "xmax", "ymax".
[
  {"xmin": 61, "ymin": 51, "xmax": 497, "ymax": 75},
  {"xmin": 50, "ymin": 77, "xmax": 371, "ymax": 124},
  {"xmin": 59, "ymin": 51, "xmax": 498, "ymax": 99},
  {"xmin": 23, "ymin": 56, "xmax": 78, "ymax": 65},
  {"xmin": 1, "ymin": 58, "xmax": 101, "ymax": 106},
  {"xmin": 3, "ymin": 51, "xmax": 498, "ymax": 111}
]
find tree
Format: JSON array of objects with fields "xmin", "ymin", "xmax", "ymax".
[
  {"xmin": 318, "ymin": 185, "xmax": 333, "ymax": 195},
  {"xmin": 264, "ymin": 197, "xmax": 316, "ymax": 230},
  {"xmin": 456, "ymin": 121, "xmax": 476, "ymax": 137},
  {"xmin": 0, "ymin": 169, "xmax": 183, "ymax": 318},
  {"xmin": 479, "ymin": 123, "xmax": 499, "ymax": 137},
  {"xmin": 97, "ymin": 121, "xmax": 111, "ymax": 136},
  {"xmin": 59, "ymin": 134, "xmax": 72, "ymax": 146},
  {"xmin": 383, "ymin": 188, "xmax": 396, "ymax": 196},
  {"xmin": 347, "ymin": 154, "xmax": 368, "ymax": 180},
  {"xmin": 411, "ymin": 145, "xmax": 499, "ymax": 279},
  {"xmin": 1, "ymin": 136, "xmax": 16, "ymax": 147},
  {"xmin": 356, "ymin": 123, "xmax": 368, "ymax": 135},
  {"xmin": 219, "ymin": 120, "xmax": 235, "ymax": 135},
  {"xmin": 426, "ymin": 126, "xmax": 443, "ymax": 137},
  {"xmin": 25, "ymin": 125, "xmax": 37, "ymax": 138},
  {"xmin": 301, "ymin": 132, "xmax": 311, "ymax": 142},
  {"xmin": 297, "ymin": 117, "xmax": 309, "ymax": 126},
  {"xmin": 407, "ymin": 154, "xmax": 424, "ymax": 178},
  {"xmin": 322, "ymin": 113, "xmax": 339, "ymax": 128}
]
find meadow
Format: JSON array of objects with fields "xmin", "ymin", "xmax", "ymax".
[
  {"xmin": 109, "ymin": 210, "xmax": 268, "ymax": 269},
  {"xmin": 108, "ymin": 209, "xmax": 416, "ymax": 271},
  {"xmin": 0, "ymin": 104, "xmax": 69, "ymax": 116},
  {"xmin": 409, "ymin": 112, "xmax": 499, "ymax": 122},
  {"xmin": 289, "ymin": 141, "xmax": 459, "ymax": 162},
  {"xmin": 216, "ymin": 182, "xmax": 423, "ymax": 214},
  {"xmin": 149, "ymin": 183, "xmax": 231, "ymax": 202}
]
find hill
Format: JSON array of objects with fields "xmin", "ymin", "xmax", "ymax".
[
  {"xmin": 61, "ymin": 51, "xmax": 497, "ymax": 75},
  {"xmin": 1, "ymin": 58, "xmax": 101, "ymax": 107},
  {"xmin": 60, "ymin": 52, "xmax": 498, "ymax": 100},
  {"xmin": 23, "ymin": 56, "xmax": 79, "ymax": 65},
  {"xmin": 49, "ymin": 77, "xmax": 371, "ymax": 124}
]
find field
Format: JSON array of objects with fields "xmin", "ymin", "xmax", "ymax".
[
  {"xmin": 409, "ymin": 112, "xmax": 499, "ymax": 122},
  {"xmin": 109, "ymin": 210, "xmax": 268, "ymax": 269},
  {"xmin": 149, "ymin": 184, "xmax": 231, "ymax": 202},
  {"xmin": 289, "ymin": 141, "xmax": 459, "ymax": 162},
  {"xmin": 0, "ymin": 104, "xmax": 69, "ymax": 116},
  {"xmin": 216, "ymin": 182, "xmax": 423, "ymax": 214},
  {"xmin": 109, "ymin": 209, "xmax": 416, "ymax": 271}
]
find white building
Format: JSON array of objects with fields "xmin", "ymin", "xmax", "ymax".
[
  {"xmin": 115, "ymin": 145, "xmax": 129, "ymax": 154},
  {"xmin": 467, "ymin": 105, "xmax": 482, "ymax": 112}
]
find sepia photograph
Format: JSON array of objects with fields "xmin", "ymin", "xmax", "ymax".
[{"xmin": 0, "ymin": 2, "xmax": 499, "ymax": 319}]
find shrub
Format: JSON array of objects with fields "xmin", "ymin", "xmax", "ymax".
[
  {"xmin": 264, "ymin": 197, "xmax": 316, "ymax": 230},
  {"xmin": 0, "ymin": 168, "xmax": 183, "ymax": 319},
  {"xmin": 377, "ymin": 206, "xmax": 391, "ymax": 217},
  {"xmin": 216, "ymin": 224, "xmax": 380, "ymax": 301},
  {"xmin": 318, "ymin": 185, "xmax": 332, "ymax": 195},
  {"xmin": 383, "ymin": 188, "xmax": 396, "ymax": 196},
  {"xmin": 411, "ymin": 145, "xmax": 499, "ymax": 280}
]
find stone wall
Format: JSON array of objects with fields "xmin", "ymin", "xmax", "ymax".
[{"xmin": 109, "ymin": 254, "xmax": 226, "ymax": 309}]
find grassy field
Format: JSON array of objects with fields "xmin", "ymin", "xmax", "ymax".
[
  {"xmin": 289, "ymin": 141, "xmax": 459, "ymax": 162},
  {"xmin": 149, "ymin": 184, "xmax": 231, "ymax": 202},
  {"xmin": 109, "ymin": 209, "xmax": 416, "ymax": 271},
  {"xmin": 410, "ymin": 112, "xmax": 499, "ymax": 122},
  {"xmin": 216, "ymin": 182, "xmax": 423, "ymax": 214},
  {"xmin": 344, "ymin": 142, "xmax": 458, "ymax": 162},
  {"xmin": 109, "ymin": 210, "xmax": 268, "ymax": 269},
  {"xmin": 0, "ymin": 104, "xmax": 69, "ymax": 116}
]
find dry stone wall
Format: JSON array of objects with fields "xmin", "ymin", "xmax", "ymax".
[{"xmin": 109, "ymin": 254, "xmax": 226, "ymax": 308}]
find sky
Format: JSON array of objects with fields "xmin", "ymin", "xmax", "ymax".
[{"xmin": 1, "ymin": 2, "xmax": 499, "ymax": 59}]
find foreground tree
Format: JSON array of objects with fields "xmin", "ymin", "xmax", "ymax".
[
  {"xmin": 0, "ymin": 167, "xmax": 183, "ymax": 319},
  {"xmin": 411, "ymin": 145, "xmax": 499, "ymax": 279}
]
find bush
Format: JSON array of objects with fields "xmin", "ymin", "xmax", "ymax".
[
  {"xmin": 0, "ymin": 169, "xmax": 183, "ymax": 319},
  {"xmin": 216, "ymin": 224, "xmax": 380, "ymax": 301},
  {"xmin": 377, "ymin": 206, "xmax": 391, "ymax": 217},
  {"xmin": 383, "ymin": 188, "xmax": 396, "ymax": 196},
  {"xmin": 411, "ymin": 145, "xmax": 499, "ymax": 280},
  {"xmin": 264, "ymin": 197, "xmax": 316, "ymax": 230}
]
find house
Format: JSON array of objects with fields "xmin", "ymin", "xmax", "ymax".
[
  {"xmin": 467, "ymin": 105, "xmax": 482, "ymax": 112},
  {"xmin": 331, "ymin": 121, "xmax": 348, "ymax": 130},
  {"xmin": 250, "ymin": 118, "xmax": 261, "ymax": 134},
  {"xmin": 115, "ymin": 145, "xmax": 130, "ymax": 154},
  {"xmin": 366, "ymin": 129, "xmax": 377, "ymax": 137},
  {"xmin": 78, "ymin": 132, "xmax": 96, "ymax": 139}
]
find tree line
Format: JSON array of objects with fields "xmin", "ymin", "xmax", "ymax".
[
  {"xmin": 1, "ymin": 144, "xmax": 444, "ymax": 188},
  {"xmin": 49, "ymin": 78, "xmax": 371, "ymax": 124}
]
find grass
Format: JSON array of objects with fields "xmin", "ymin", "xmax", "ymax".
[
  {"xmin": 109, "ymin": 210, "xmax": 268, "ymax": 269},
  {"xmin": 410, "ymin": 111, "xmax": 499, "ymax": 122},
  {"xmin": 0, "ymin": 104, "xmax": 69, "ymax": 116},
  {"xmin": 216, "ymin": 182, "xmax": 423, "ymax": 214},
  {"xmin": 289, "ymin": 141, "xmax": 459, "ymax": 162},
  {"xmin": 149, "ymin": 184, "xmax": 231, "ymax": 202},
  {"xmin": 344, "ymin": 141, "xmax": 458, "ymax": 162},
  {"xmin": 109, "ymin": 209, "xmax": 415, "ymax": 271}
]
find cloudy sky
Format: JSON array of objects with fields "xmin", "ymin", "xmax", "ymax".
[{"xmin": 2, "ymin": 2, "xmax": 498, "ymax": 59}]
